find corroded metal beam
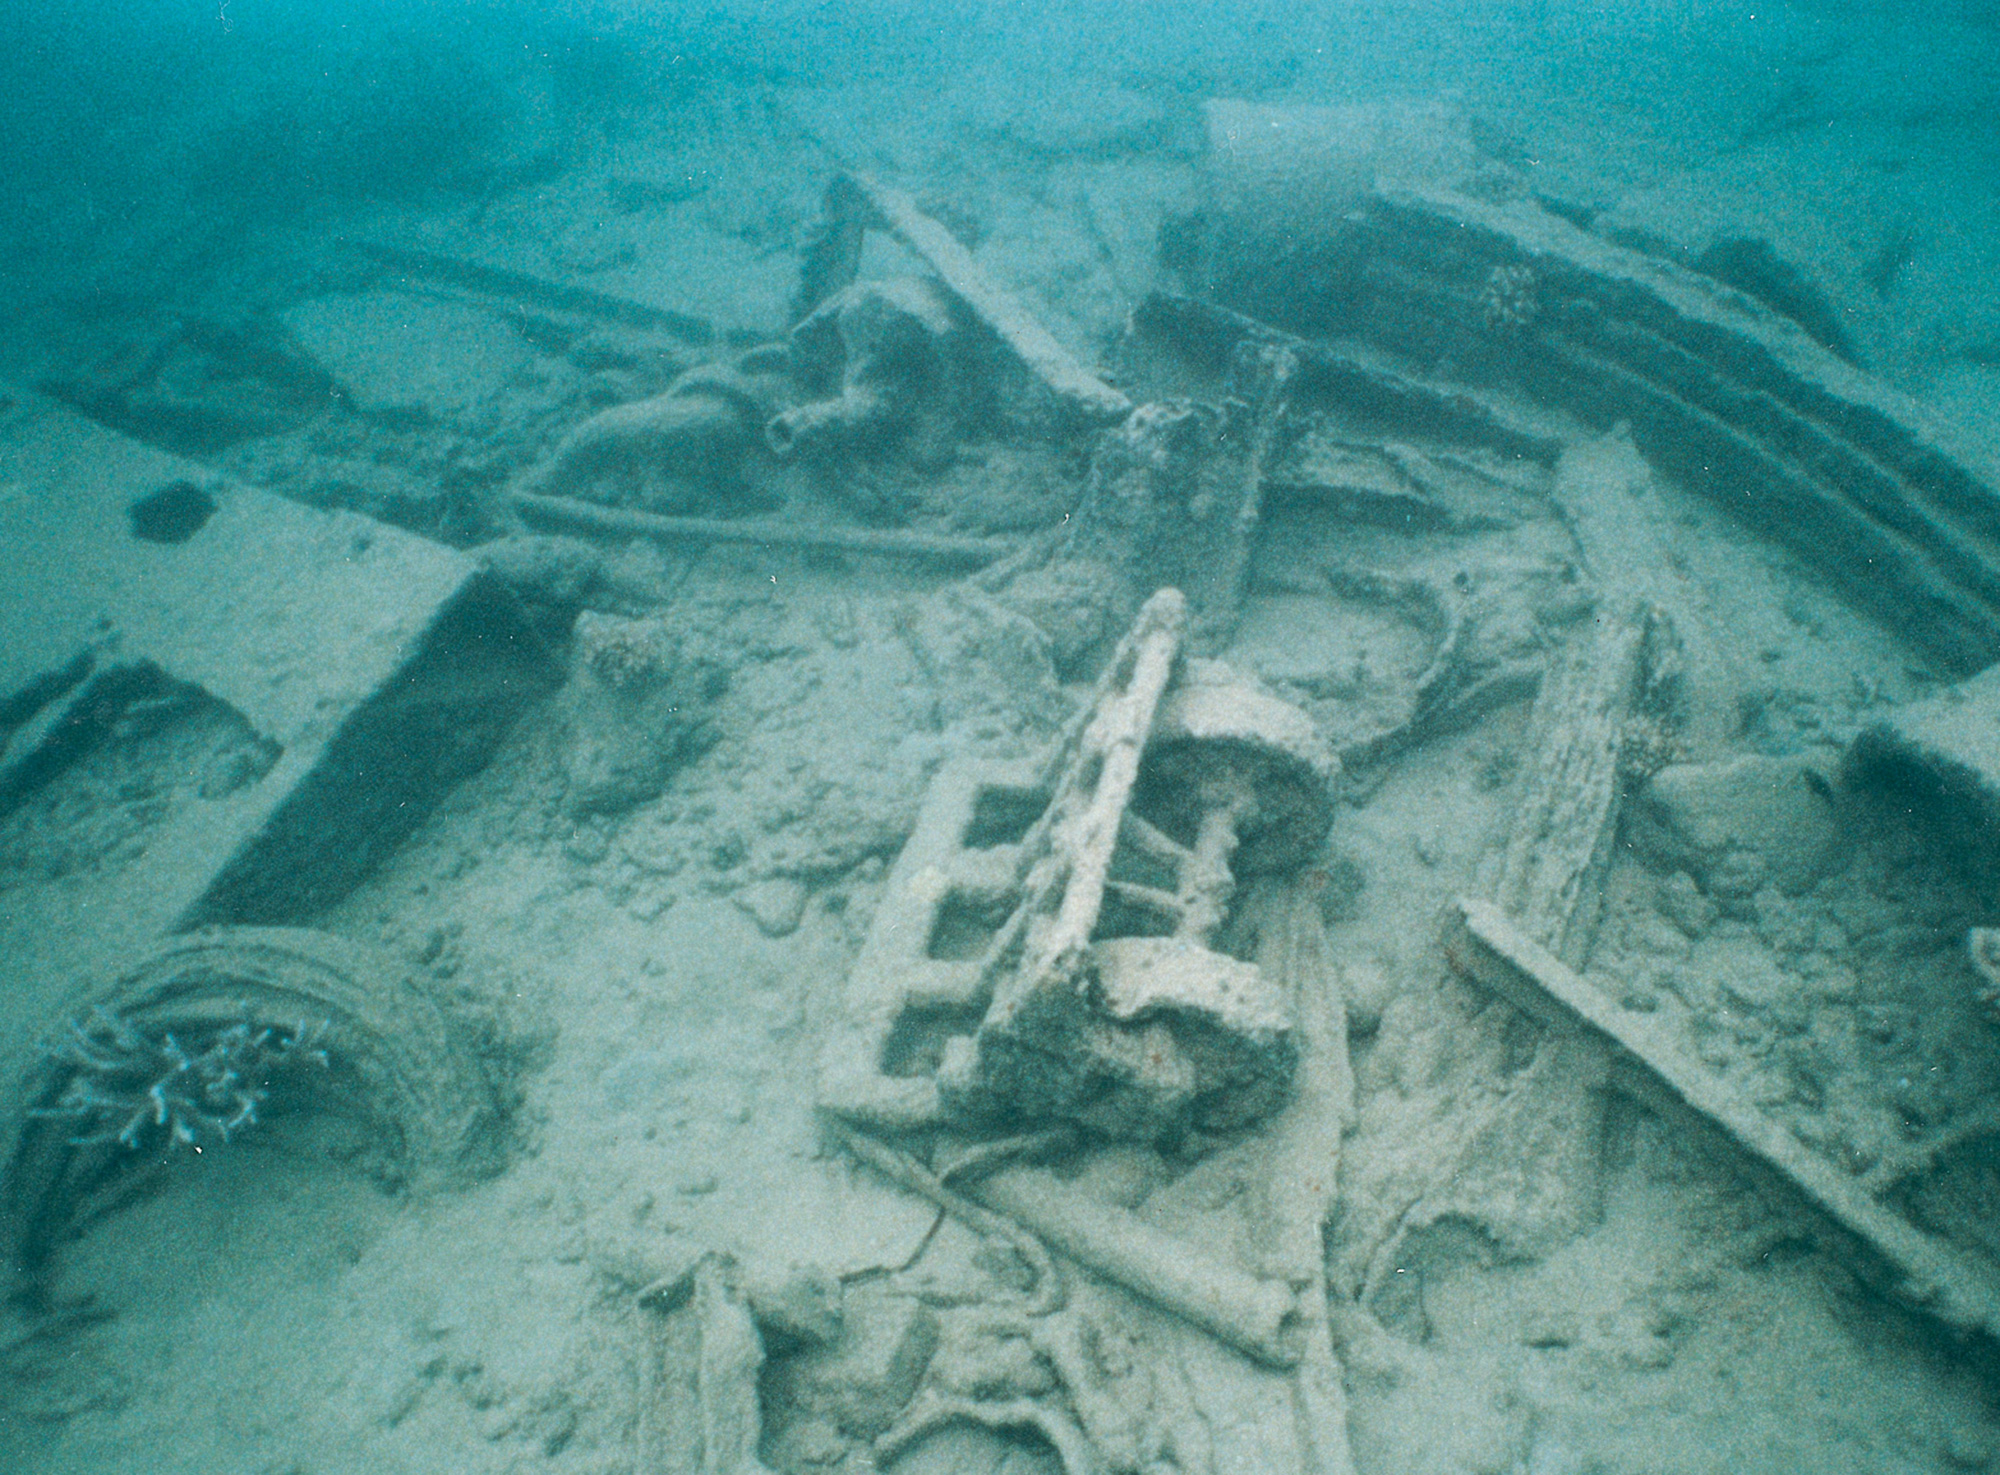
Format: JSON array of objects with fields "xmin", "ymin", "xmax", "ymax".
[
  {"xmin": 1330, "ymin": 189, "xmax": 2000, "ymax": 674},
  {"xmin": 1445, "ymin": 897, "xmax": 2000, "ymax": 1341}
]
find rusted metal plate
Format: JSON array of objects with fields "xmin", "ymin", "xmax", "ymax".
[{"xmin": 0, "ymin": 385, "xmax": 556, "ymax": 1009}]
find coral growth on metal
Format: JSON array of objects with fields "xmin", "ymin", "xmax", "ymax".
[{"xmin": 32, "ymin": 1006, "xmax": 329, "ymax": 1152}]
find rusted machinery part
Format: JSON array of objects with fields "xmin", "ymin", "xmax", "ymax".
[
  {"xmin": 815, "ymin": 595, "xmax": 1191, "ymax": 1136},
  {"xmin": 1487, "ymin": 601, "xmax": 1665, "ymax": 963},
  {"xmin": 767, "ymin": 277, "xmax": 956, "ymax": 460},
  {"xmin": 818, "ymin": 591, "xmax": 1342, "ymax": 1139},
  {"xmin": 527, "ymin": 393, "xmax": 748, "ymax": 495},
  {"xmin": 765, "ymin": 384, "xmax": 891, "ymax": 458},
  {"xmin": 513, "ymin": 360, "xmax": 784, "ymax": 504},
  {"xmin": 979, "ymin": 588, "xmax": 1189, "ymax": 1008},
  {"xmin": 813, "ymin": 173, "xmax": 1133, "ymax": 424},
  {"xmin": 831, "ymin": 1119, "xmax": 1301, "ymax": 1373},
  {"xmin": 1845, "ymin": 662, "xmax": 2000, "ymax": 870},
  {"xmin": 1125, "ymin": 292, "xmax": 1562, "ymax": 467},
  {"xmin": 875, "ymin": 1395, "xmax": 1104, "ymax": 1475},
  {"xmin": 1315, "ymin": 565, "xmax": 1544, "ymax": 773},
  {"xmin": 633, "ymin": 1253, "xmax": 773, "ymax": 1475},
  {"xmin": 509, "ymin": 488, "xmax": 1015, "ymax": 570},
  {"xmin": 790, "ymin": 189, "xmax": 869, "ymax": 328},
  {"xmin": 828, "ymin": 1119, "xmax": 1066, "ymax": 1317},
  {"xmin": 1138, "ymin": 657, "xmax": 1339, "ymax": 881},
  {"xmin": 967, "ymin": 1165, "xmax": 1302, "ymax": 1370},
  {"xmin": 0, "ymin": 926, "xmax": 500, "ymax": 1293}
]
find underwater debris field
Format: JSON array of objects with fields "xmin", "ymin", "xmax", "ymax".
[{"xmin": 4, "ymin": 6, "xmax": 2000, "ymax": 1472}]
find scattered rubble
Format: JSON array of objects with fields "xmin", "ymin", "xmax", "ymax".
[
  {"xmin": 13, "ymin": 86, "xmax": 2000, "ymax": 1475},
  {"xmin": 1445, "ymin": 897, "xmax": 2000, "ymax": 1342},
  {"xmin": 1627, "ymin": 753, "xmax": 1846, "ymax": 901}
]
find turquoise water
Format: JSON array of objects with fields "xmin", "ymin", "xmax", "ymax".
[{"xmin": 2, "ymin": 4, "xmax": 1999, "ymax": 1472}]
